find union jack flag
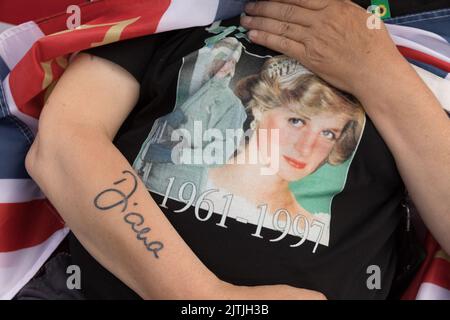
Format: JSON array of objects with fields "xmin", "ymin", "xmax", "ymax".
[{"xmin": 0, "ymin": 0, "xmax": 448, "ymax": 299}]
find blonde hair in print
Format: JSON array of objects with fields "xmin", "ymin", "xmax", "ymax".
[{"xmin": 235, "ymin": 55, "xmax": 365, "ymax": 166}]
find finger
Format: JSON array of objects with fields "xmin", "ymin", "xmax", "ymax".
[
  {"xmin": 245, "ymin": 1, "xmax": 316, "ymax": 27},
  {"xmin": 240, "ymin": 15, "xmax": 309, "ymax": 44},
  {"xmin": 267, "ymin": 0, "xmax": 330, "ymax": 11},
  {"xmin": 247, "ymin": 30, "xmax": 307, "ymax": 62}
]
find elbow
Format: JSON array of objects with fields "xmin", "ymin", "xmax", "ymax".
[
  {"xmin": 25, "ymin": 107, "xmax": 83, "ymax": 178},
  {"xmin": 25, "ymin": 125, "xmax": 54, "ymax": 178},
  {"xmin": 25, "ymin": 123, "xmax": 65, "ymax": 182},
  {"xmin": 25, "ymin": 132, "xmax": 55, "ymax": 187},
  {"xmin": 25, "ymin": 100, "xmax": 57, "ymax": 177},
  {"xmin": 25, "ymin": 133, "xmax": 42, "ymax": 180}
]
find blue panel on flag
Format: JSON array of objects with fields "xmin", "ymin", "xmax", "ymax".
[
  {"xmin": 387, "ymin": 8, "xmax": 450, "ymax": 42},
  {"xmin": 214, "ymin": 0, "xmax": 248, "ymax": 21},
  {"xmin": 408, "ymin": 58, "xmax": 449, "ymax": 79},
  {"xmin": 0, "ymin": 117, "xmax": 31, "ymax": 179},
  {"xmin": 0, "ymin": 56, "xmax": 9, "ymax": 82}
]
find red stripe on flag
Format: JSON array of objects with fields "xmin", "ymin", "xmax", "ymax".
[
  {"xmin": 0, "ymin": 199, "xmax": 65, "ymax": 252},
  {"xmin": 401, "ymin": 234, "xmax": 446, "ymax": 299},
  {"xmin": 422, "ymin": 258, "xmax": 450, "ymax": 290},
  {"xmin": 9, "ymin": 0, "xmax": 171, "ymax": 119},
  {"xmin": 397, "ymin": 46, "xmax": 450, "ymax": 72}
]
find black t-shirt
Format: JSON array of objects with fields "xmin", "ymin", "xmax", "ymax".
[{"xmin": 67, "ymin": 2, "xmax": 442, "ymax": 299}]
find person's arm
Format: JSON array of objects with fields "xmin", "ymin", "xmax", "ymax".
[
  {"xmin": 241, "ymin": 0, "xmax": 450, "ymax": 254},
  {"xmin": 352, "ymin": 57, "xmax": 450, "ymax": 255},
  {"xmin": 25, "ymin": 52, "xmax": 325, "ymax": 299}
]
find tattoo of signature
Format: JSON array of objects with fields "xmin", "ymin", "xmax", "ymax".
[{"xmin": 94, "ymin": 170, "xmax": 164, "ymax": 258}]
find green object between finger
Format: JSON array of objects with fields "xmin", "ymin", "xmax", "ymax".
[{"xmin": 370, "ymin": 0, "xmax": 391, "ymax": 20}]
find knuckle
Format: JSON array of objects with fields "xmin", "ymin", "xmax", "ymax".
[
  {"xmin": 279, "ymin": 38, "xmax": 291, "ymax": 51},
  {"xmin": 304, "ymin": 39, "xmax": 323, "ymax": 63},
  {"xmin": 278, "ymin": 22, "xmax": 291, "ymax": 36},
  {"xmin": 281, "ymin": 5, "xmax": 296, "ymax": 21}
]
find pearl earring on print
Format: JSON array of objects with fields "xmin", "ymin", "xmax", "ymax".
[
  {"xmin": 251, "ymin": 108, "xmax": 263, "ymax": 131},
  {"xmin": 250, "ymin": 119, "xmax": 258, "ymax": 131}
]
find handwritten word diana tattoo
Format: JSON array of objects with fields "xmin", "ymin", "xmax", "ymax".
[{"xmin": 93, "ymin": 170, "xmax": 164, "ymax": 258}]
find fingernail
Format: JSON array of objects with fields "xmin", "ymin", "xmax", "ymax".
[{"xmin": 245, "ymin": 2, "xmax": 255, "ymax": 11}]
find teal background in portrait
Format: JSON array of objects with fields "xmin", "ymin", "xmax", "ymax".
[{"xmin": 289, "ymin": 156, "xmax": 353, "ymax": 215}]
